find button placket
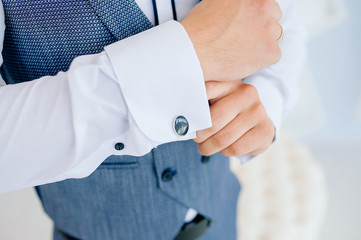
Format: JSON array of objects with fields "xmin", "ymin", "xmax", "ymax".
[{"xmin": 161, "ymin": 168, "xmax": 178, "ymax": 182}]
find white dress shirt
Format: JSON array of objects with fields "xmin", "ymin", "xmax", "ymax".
[{"xmin": 0, "ymin": 0, "xmax": 305, "ymax": 195}]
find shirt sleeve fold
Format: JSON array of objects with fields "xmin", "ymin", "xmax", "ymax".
[{"xmin": 104, "ymin": 20, "xmax": 211, "ymax": 143}]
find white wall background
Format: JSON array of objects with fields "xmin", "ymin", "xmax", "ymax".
[
  {"xmin": 295, "ymin": 0, "xmax": 361, "ymax": 143},
  {"xmin": 289, "ymin": 0, "xmax": 361, "ymax": 239}
]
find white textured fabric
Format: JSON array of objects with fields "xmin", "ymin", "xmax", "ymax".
[
  {"xmin": 0, "ymin": 0, "xmax": 305, "ymax": 194},
  {"xmin": 230, "ymin": 133, "xmax": 327, "ymax": 240}
]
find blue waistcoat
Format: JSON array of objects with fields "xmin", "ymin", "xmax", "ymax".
[{"xmin": 1, "ymin": 1, "xmax": 241, "ymax": 239}]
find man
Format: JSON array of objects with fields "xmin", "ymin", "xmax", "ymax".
[{"xmin": 0, "ymin": 0, "xmax": 305, "ymax": 239}]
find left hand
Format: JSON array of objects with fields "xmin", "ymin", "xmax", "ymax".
[{"xmin": 194, "ymin": 81, "xmax": 275, "ymax": 156}]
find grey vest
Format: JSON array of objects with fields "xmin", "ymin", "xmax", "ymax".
[{"xmin": 1, "ymin": 1, "xmax": 240, "ymax": 239}]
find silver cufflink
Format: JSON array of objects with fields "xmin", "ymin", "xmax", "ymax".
[{"xmin": 173, "ymin": 116, "xmax": 189, "ymax": 136}]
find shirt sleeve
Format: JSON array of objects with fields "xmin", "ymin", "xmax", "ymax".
[
  {"xmin": 239, "ymin": 0, "xmax": 307, "ymax": 164},
  {"xmin": 0, "ymin": 14, "xmax": 211, "ymax": 193}
]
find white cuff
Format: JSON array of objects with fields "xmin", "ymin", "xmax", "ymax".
[{"xmin": 104, "ymin": 20, "xmax": 211, "ymax": 143}]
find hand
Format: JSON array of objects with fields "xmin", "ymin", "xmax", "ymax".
[
  {"xmin": 194, "ymin": 81, "xmax": 275, "ymax": 156},
  {"xmin": 181, "ymin": 0, "xmax": 283, "ymax": 82}
]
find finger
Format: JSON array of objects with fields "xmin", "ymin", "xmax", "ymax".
[
  {"xmin": 249, "ymin": 148, "xmax": 267, "ymax": 156},
  {"xmin": 220, "ymin": 125, "xmax": 272, "ymax": 157},
  {"xmin": 205, "ymin": 81, "xmax": 236, "ymax": 101},
  {"xmin": 194, "ymin": 90, "xmax": 247, "ymax": 143},
  {"xmin": 265, "ymin": 0, "xmax": 282, "ymax": 21},
  {"xmin": 273, "ymin": 0, "xmax": 282, "ymax": 21},
  {"xmin": 197, "ymin": 111, "xmax": 257, "ymax": 156}
]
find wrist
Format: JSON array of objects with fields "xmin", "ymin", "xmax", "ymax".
[{"xmin": 180, "ymin": 20, "xmax": 214, "ymax": 82}]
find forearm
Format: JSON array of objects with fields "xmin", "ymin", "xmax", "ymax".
[{"xmin": 0, "ymin": 21, "xmax": 211, "ymax": 194}]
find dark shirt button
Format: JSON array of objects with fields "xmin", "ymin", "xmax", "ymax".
[
  {"xmin": 174, "ymin": 116, "xmax": 189, "ymax": 136},
  {"xmin": 201, "ymin": 155, "xmax": 211, "ymax": 164},
  {"xmin": 114, "ymin": 142, "xmax": 125, "ymax": 151},
  {"xmin": 162, "ymin": 168, "xmax": 177, "ymax": 182}
]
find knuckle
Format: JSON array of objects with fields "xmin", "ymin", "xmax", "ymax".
[
  {"xmin": 248, "ymin": 105, "xmax": 263, "ymax": 122},
  {"xmin": 254, "ymin": 102, "xmax": 266, "ymax": 116},
  {"xmin": 275, "ymin": 46, "xmax": 282, "ymax": 62},
  {"xmin": 257, "ymin": 0, "xmax": 271, "ymax": 10},
  {"xmin": 264, "ymin": 123, "xmax": 276, "ymax": 140},
  {"xmin": 229, "ymin": 142, "xmax": 244, "ymax": 156},
  {"xmin": 242, "ymin": 84, "xmax": 259, "ymax": 100},
  {"xmin": 260, "ymin": 123, "xmax": 272, "ymax": 136},
  {"xmin": 227, "ymin": 145, "xmax": 238, "ymax": 156},
  {"xmin": 260, "ymin": 0, "xmax": 277, "ymax": 16},
  {"xmin": 267, "ymin": 43, "xmax": 281, "ymax": 64},
  {"xmin": 213, "ymin": 133, "xmax": 229, "ymax": 148},
  {"xmin": 255, "ymin": 123, "xmax": 274, "ymax": 146},
  {"xmin": 265, "ymin": 40, "xmax": 276, "ymax": 55},
  {"xmin": 275, "ymin": 2, "xmax": 283, "ymax": 20}
]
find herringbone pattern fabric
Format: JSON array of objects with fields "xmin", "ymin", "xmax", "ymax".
[{"xmin": 0, "ymin": 0, "xmax": 152, "ymax": 83}]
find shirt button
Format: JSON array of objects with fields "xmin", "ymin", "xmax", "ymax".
[
  {"xmin": 161, "ymin": 168, "xmax": 177, "ymax": 182},
  {"xmin": 201, "ymin": 155, "xmax": 211, "ymax": 164},
  {"xmin": 174, "ymin": 116, "xmax": 189, "ymax": 136},
  {"xmin": 114, "ymin": 142, "xmax": 125, "ymax": 151}
]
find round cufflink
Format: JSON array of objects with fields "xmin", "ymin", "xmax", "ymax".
[
  {"xmin": 114, "ymin": 142, "xmax": 125, "ymax": 151},
  {"xmin": 173, "ymin": 115, "xmax": 189, "ymax": 136}
]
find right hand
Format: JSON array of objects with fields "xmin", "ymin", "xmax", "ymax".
[{"xmin": 181, "ymin": 0, "xmax": 283, "ymax": 82}]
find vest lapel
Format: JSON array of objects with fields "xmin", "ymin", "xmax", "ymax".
[{"xmin": 86, "ymin": 0, "xmax": 153, "ymax": 40}]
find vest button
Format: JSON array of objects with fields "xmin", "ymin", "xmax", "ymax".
[
  {"xmin": 114, "ymin": 142, "xmax": 125, "ymax": 151},
  {"xmin": 162, "ymin": 168, "xmax": 177, "ymax": 182},
  {"xmin": 201, "ymin": 155, "xmax": 211, "ymax": 164}
]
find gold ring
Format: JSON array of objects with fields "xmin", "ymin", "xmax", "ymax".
[{"xmin": 277, "ymin": 23, "xmax": 284, "ymax": 42}]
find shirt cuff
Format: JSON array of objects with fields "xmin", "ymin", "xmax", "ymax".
[
  {"xmin": 104, "ymin": 20, "xmax": 211, "ymax": 143},
  {"xmin": 243, "ymin": 76, "xmax": 284, "ymax": 141}
]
